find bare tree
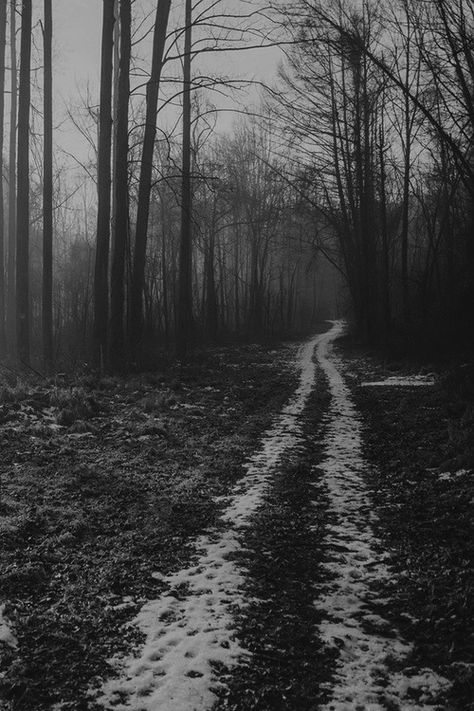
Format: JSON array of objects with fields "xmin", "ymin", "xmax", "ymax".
[
  {"xmin": 109, "ymin": 0, "xmax": 131, "ymax": 365},
  {"xmin": 93, "ymin": 0, "xmax": 115, "ymax": 367},
  {"xmin": 177, "ymin": 0, "xmax": 194, "ymax": 357},
  {"xmin": 42, "ymin": 0, "xmax": 53, "ymax": 368},
  {"xmin": 274, "ymin": 0, "xmax": 392, "ymax": 341},
  {"xmin": 6, "ymin": 0, "xmax": 16, "ymax": 354},
  {"xmin": 16, "ymin": 0, "xmax": 32, "ymax": 364},
  {"xmin": 130, "ymin": 0, "xmax": 171, "ymax": 351},
  {"xmin": 0, "ymin": 0, "xmax": 7, "ymax": 354}
]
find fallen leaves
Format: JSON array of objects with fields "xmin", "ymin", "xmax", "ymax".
[
  {"xmin": 0, "ymin": 341, "xmax": 297, "ymax": 710},
  {"xmin": 343, "ymin": 340, "xmax": 474, "ymax": 709}
]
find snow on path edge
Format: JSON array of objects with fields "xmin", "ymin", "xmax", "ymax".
[
  {"xmin": 316, "ymin": 320, "xmax": 450, "ymax": 711},
  {"xmin": 93, "ymin": 332, "xmax": 321, "ymax": 711}
]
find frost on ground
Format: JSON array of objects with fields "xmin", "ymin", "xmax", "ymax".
[
  {"xmin": 316, "ymin": 321, "xmax": 450, "ymax": 710},
  {"xmin": 94, "ymin": 335, "xmax": 320, "ymax": 711}
]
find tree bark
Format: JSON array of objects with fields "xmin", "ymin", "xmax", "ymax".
[
  {"xmin": 93, "ymin": 0, "xmax": 115, "ymax": 367},
  {"xmin": 130, "ymin": 0, "xmax": 171, "ymax": 350},
  {"xmin": 6, "ymin": 0, "xmax": 16, "ymax": 355},
  {"xmin": 177, "ymin": 0, "xmax": 193, "ymax": 357},
  {"xmin": 0, "ymin": 0, "xmax": 7, "ymax": 354},
  {"xmin": 16, "ymin": 0, "xmax": 32, "ymax": 365},
  {"xmin": 204, "ymin": 225, "xmax": 218, "ymax": 339},
  {"xmin": 400, "ymin": 7, "xmax": 412, "ymax": 323},
  {"xmin": 110, "ymin": 0, "xmax": 131, "ymax": 366},
  {"xmin": 42, "ymin": 0, "xmax": 53, "ymax": 368}
]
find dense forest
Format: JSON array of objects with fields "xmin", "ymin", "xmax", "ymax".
[{"xmin": 0, "ymin": 0, "xmax": 473, "ymax": 371}]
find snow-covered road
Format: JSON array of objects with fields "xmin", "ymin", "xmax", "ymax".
[
  {"xmin": 94, "ymin": 321, "xmax": 450, "ymax": 711},
  {"xmin": 95, "ymin": 334, "xmax": 320, "ymax": 710},
  {"xmin": 316, "ymin": 322, "xmax": 450, "ymax": 710}
]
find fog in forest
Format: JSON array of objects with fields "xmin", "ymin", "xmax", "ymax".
[
  {"xmin": 1, "ymin": 2, "xmax": 474, "ymax": 710},
  {"xmin": 1, "ymin": 0, "xmax": 472, "ymax": 369}
]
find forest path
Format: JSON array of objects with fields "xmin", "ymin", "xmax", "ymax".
[{"xmin": 95, "ymin": 322, "xmax": 450, "ymax": 711}]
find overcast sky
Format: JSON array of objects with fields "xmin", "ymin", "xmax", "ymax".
[
  {"xmin": 54, "ymin": 0, "xmax": 101, "ymax": 95},
  {"xmin": 47, "ymin": 0, "xmax": 283, "ymax": 173}
]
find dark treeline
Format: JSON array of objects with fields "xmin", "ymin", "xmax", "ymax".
[
  {"xmin": 275, "ymin": 0, "xmax": 474, "ymax": 350},
  {"xmin": 0, "ymin": 0, "xmax": 472, "ymax": 372},
  {"xmin": 0, "ymin": 0, "xmax": 330, "ymax": 371}
]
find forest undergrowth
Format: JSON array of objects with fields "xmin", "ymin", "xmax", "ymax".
[
  {"xmin": 340, "ymin": 336, "xmax": 474, "ymax": 709},
  {"xmin": 0, "ymin": 341, "xmax": 298, "ymax": 710},
  {"xmin": 1, "ymin": 329, "xmax": 474, "ymax": 710}
]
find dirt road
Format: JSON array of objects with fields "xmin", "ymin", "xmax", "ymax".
[{"xmin": 94, "ymin": 322, "xmax": 452, "ymax": 711}]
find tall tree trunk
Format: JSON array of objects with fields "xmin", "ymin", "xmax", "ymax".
[
  {"xmin": 378, "ymin": 123, "xmax": 391, "ymax": 338},
  {"xmin": 400, "ymin": 11, "xmax": 412, "ymax": 323},
  {"xmin": 130, "ymin": 0, "xmax": 171, "ymax": 350},
  {"xmin": 16, "ymin": 0, "xmax": 32, "ymax": 365},
  {"xmin": 110, "ymin": 0, "xmax": 119, "ymax": 252},
  {"xmin": 233, "ymin": 214, "xmax": 240, "ymax": 331},
  {"xmin": 160, "ymin": 198, "xmax": 169, "ymax": 338},
  {"xmin": 93, "ymin": 0, "xmax": 115, "ymax": 368},
  {"xmin": 6, "ymin": 0, "xmax": 16, "ymax": 355},
  {"xmin": 205, "ymin": 229, "xmax": 218, "ymax": 339},
  {"xmin": 177, "ymin": 0, "xmax": 193, "ymax": 357},
  {"xmin": 110, "ymin": 0, "xmax": 130, "ymax": 366},
  {"xmin": 0, "ymin": 0, "xmax": 7, "ymax": 355},
  {"xmin": 42, "ymin": 0, "xmax": 53, "ymax": 369},
  {"xmin": 112, "ymin": 0, "xmax": 119, "ymax": 197}
]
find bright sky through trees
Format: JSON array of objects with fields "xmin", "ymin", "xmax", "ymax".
[{"xmin": 52, "ymin": 0, "xmax": 282, "ymax": 164}]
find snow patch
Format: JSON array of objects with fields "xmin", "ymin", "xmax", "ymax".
[
  {"xmin": 438, "ymin": 468, "xmax": 471, "ymax": 482},
  {"xmin": 94, "ymin": 335, "xmax": 320, "ymax": 711},
  {"xmin": 360, "ymin": 375, "xmax": 436, "ymax": 387},
  {"xmin": 0, "ymin": 604, "xmax": 17, "ymax": 649},
  {"xmin": 316, "ymin": 320, "xmax": 450, "ymax": 710}
]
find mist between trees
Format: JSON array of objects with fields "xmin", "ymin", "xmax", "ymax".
[{"xmin": 0, "ymin": 0, "xmax": 473, "ymax": 372}]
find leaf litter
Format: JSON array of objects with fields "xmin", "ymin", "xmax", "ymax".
[
  {"xmin": 345, "ymin": 334, "xmax": 474, "ymax": 710},
  {"xmin": 1, "ymin": 327, "xmax": 472, "ymax": 710},
  {"xmin": 94, "ymin": 322, "xmax": 457, "ymax": 710},
  {"xmin": 0, "ymin": 343, "xmax": 298, "ymax": 710},
  {"xmin": 93, "ymin": 334, "xmax": 321, "ymax": 711}
]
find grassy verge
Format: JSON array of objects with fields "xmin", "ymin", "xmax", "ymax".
[{"xmin": 0, "ymin": 342, "xmax": 298, "ymax": 711}]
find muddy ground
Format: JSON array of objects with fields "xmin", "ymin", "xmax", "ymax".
[{"xmin": 1, "ymin": 326, "xmax": 473, "ymax": 710}]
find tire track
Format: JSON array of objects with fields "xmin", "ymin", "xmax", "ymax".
[
  {"xmin": 316, "ymin": 321, "xmax": 450, "ymax": 710},
  {"xmin": 93, "ymin": 333, "xmax": 321, "ymax": 711},
  {"xmin": 93, "ymin": 322, "xmax": 453, "ymax": 710}
]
